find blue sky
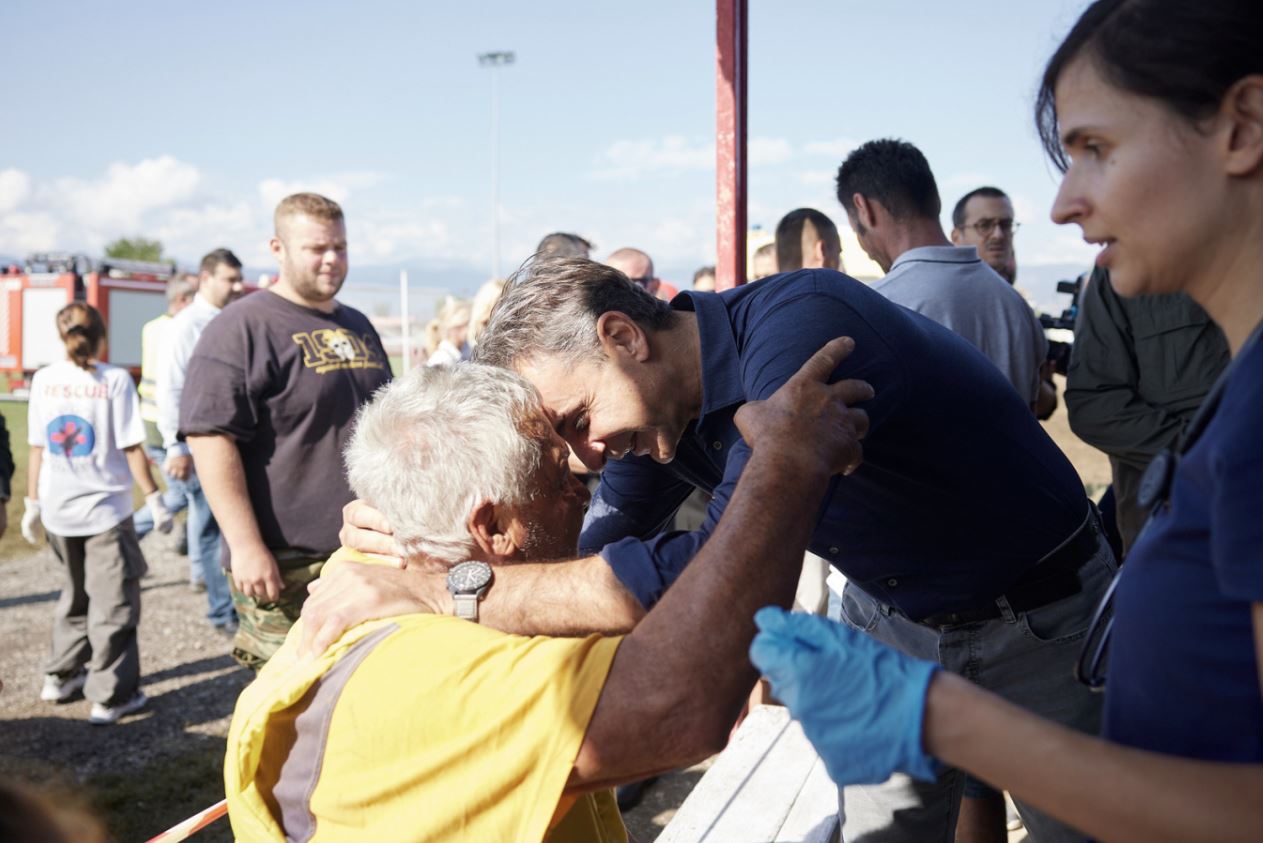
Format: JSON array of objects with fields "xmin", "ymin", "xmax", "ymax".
[{"xmin": 1, "ymin": 0, "xmax": 1096, "ymax": 309}]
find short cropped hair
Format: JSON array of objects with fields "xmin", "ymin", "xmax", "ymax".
[
  {"xmin": 199, "ymin": 247, "xmax": 243, "ymax": 277},
  {"xmin": 345, "ymin": 365, "xmax": 546, "ymax": 565},
  {"xmin": 951, "ymin": 187, "xmax": 1010, "ymax": 230},
  {"xmin": 835, "ymin": 139, "xmax": 941, "ymax": 222},
  {"xmin": 474, "ymin": 257, "xmax": 676, "ymax": 370},
  {"xmin": 775, "ymin": 208, "xmax": 841, "ymax": 272},
  {"xmin": 274, "ymin": 193, "xmax": 343, "ymax": 234},
  {"xmin": 536, "ymin": 232, "xmax": 593, "ymax": 259}
]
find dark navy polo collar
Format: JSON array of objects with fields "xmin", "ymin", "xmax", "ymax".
[{"xmin": 673, "ymin": 290, "xmax": 745, "ymax": 428}]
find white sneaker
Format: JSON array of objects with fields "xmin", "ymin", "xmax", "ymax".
[
  {"xmin": 89, "ymin": 692, "xmax": 148, "ymax": 725},
  {"xmin": 40, "ymin": 672, "xmax": 86, "ymax": 703}
]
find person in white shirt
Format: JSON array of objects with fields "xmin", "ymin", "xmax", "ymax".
[
  {"xmin": 156, "ymin": 248, "xmax": 245, "ymax": 634},
  {"xmin": 425, "ymin": 298, "xmax": 472, "ymax": 366},
  {"xmin": 23, "ymin": 302, "xmax": 172, "ymax": 725}
]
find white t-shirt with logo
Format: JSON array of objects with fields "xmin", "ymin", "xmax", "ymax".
[{"xmin": 27, "ymin": 361, "xmax": 146, "ymax": 536}]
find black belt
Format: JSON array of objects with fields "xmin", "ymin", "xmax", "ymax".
[{"xmin": 917, "ymin": 510, "xmax": 1099, "ymax": 629}]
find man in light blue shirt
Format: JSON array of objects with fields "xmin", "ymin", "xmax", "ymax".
[
  {"xmin": 157, "ymin": 248, "xmax": 244, "ymax": 633},
  {"xmin": 837, "ymin": 140, "xmax": 1054, "ymax": 418}
]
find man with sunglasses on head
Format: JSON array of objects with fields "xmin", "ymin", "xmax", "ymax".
[
  {"xmin": 606, "ymin": 247, "xmax": 678, "ymax": 302},
  {"xmin": 839, "ymin": 141, "xmax": 1054, "ymax": 418}
]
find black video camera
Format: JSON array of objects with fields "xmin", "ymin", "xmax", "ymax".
[{"xmin": 1039, "ymin": 275, "xmax": 1086, "ymax": 376}]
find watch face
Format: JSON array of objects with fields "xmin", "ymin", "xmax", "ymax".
[{"xmin": 448, "ymin": 561, "xmax": 492, "ymax": 593}]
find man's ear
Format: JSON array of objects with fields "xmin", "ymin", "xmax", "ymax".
[
  {"xmin": 467, "ymin": 500, "xmax": 519, "ymax": 560},
  {"xmin": 595, "ymin": 311, "xmax": 650, "ymax": 362},
  {"xmin": 268, "ymin": 235, "xmax": 284, "ymax": 263},
  {"xmin": 949, "ymin": 227, "xmax": 964, "ymax": 245},
  {"xmin": 810, "ymin": 238, "xmax": 828, "ymax": 268},
  {"xmin": 852, "ymin": 193, "xmax": 878, "ymax": 231},
  {"xmin": 1222, "ymin": 75, "xmax": 1263, "ymax": 177}
]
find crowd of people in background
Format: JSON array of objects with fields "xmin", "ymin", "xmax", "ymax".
[{"xmin": 3, "ymin": 1, "xmax": 1261, "ymax": 841}]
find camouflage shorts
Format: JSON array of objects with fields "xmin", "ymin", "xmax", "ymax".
[{"xmin": 227, "ymin": 555, "xmax": 325, "ymax": 671}]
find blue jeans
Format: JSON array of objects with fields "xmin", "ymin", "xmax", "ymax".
[
  {"xmin": 136, "ymin": 445, "xmax": 190, "ymax": 539},
  {"xmin": 836, "ymin": 532, "xmax": 1115, "ymax": 843},
  {"xmin": 135, "ymin": 451, "xmax": 235, "ymax": 629}
]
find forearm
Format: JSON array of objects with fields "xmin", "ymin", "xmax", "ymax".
[
  {"xmin": 1065, "ymin": 388, "xmax": 1186, "ymax": 466},
  {"xmin": 187, "ymin": 434, "xmax": 267, "ymax": 554},
  {"xmin": 26, "ymin": 446, "xmax": 42, "ymax": 500},
  {"xmin": 1033, "ymin": 379, "xmax": 1058, "ymax": 420},
  {"xmin": 124, "ymin": 444, "xmax": 159, "ymax": 495},
  {"xmin": 926, "ymin": 672, "xmax": 1263, "ymax": 843},
  {"xmin": 571, "ymin": 451, "xmax": 829, "ymax": 788},
  {"xmin": 157, "ymin": 399, "xmax": 183, "ymax": 453},
  {"xmin": 478, "ymin": 554, "xmax": 645, "ymax": 636}
]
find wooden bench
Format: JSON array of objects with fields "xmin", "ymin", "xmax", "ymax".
[{"xmin": 658, "ymin": 705, "xmax": 840, "ymax": 843}]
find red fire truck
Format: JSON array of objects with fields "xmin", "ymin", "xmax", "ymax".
[{"xmin": 0, "ymin": 253, "xmax": 173, "ymax": 394}]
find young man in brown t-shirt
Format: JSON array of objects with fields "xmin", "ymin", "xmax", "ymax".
[{"xmin": 183, "ymin": 193, "xmax": 391, "ymax": 669}]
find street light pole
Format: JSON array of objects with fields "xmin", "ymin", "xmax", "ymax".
[{"xmin": 478, "ymin": 50, "xmax": 515, "ymax": 279}]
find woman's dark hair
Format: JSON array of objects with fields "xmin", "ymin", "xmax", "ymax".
[
  {"xmin": 1036, "ymin": 0, "xmax": 1263, "ymax": 171},
  {"xmin": 55, "ymin": 302, "xmax": 106, "ymax": 370}
]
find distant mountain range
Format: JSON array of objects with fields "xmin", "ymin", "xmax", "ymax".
[
  {"xmin": 317, "ymin": 257, "xmax": 1096, "ymax": 320},
  {"xmin": 1011, "ymin": 262, "xmax": 1095, "ymax": 316},
  {"xmin": 4, "ymin": 251, "xmax": 1092, "ymax": 324}
]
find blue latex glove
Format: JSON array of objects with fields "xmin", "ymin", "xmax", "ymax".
[{"xmin": 749, "ymin": 605, "xmax": 940, "ymax": 786}]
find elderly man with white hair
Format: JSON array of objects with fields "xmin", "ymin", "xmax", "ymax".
[{"xmin": 225, "ymin": 349, "xmax": 870, "ymax": 842}]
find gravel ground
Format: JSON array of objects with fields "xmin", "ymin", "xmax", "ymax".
[{"xmin": 0, "ymin": 525, "xmax": 249, "ymax": 840}]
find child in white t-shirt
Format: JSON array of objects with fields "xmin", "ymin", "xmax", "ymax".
[{"xmin": 22, "ymin": 302, "xmax": 173, "ymax": 725}]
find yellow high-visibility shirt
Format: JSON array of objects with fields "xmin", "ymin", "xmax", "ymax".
[
  {"xmin": 226, "ymin": 548, "xmax": 627, "ymax": 843},
  {"xmin": 139, "ymin": 313, "xmax": 170, "ymax": 423}
]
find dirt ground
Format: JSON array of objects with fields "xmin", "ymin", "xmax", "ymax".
[{"xmin": 0, "ymin": 380, "xmax": 1107, "ymax": 841}]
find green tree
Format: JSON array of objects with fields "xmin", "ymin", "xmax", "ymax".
[{"xmin": 104, "ymin": 236, "xmax": 164, "ymax": 262}]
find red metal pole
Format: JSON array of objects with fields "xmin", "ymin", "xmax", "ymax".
[{"xmin": 715, "ymin": 0, "xmax": 748, "ymax": 290}]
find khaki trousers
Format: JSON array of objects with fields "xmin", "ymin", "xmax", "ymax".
[{"xmin": 45, "ymin": 519, "xmax": 147, "ymax": 706}]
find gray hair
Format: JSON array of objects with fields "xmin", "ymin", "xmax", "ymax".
[
  {"xmin": 344, "ymin": 364, "xmax": 546, "ymax": 565},
  {"xmin": 166, "ymin": 275, "xmax": 196, "ymax": 306},
  {"xmin": 473, "ymin": 257, "xmax": 676, "ymax": 369}
]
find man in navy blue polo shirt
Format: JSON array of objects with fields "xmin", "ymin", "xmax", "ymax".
[{"xmin": 315, "ymin": 258, "xmax": 1113, "ymax": 843}]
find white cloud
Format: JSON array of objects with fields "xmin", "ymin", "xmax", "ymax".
[
  {"xmin": 257, "ymin": 170, "xmax": 385, "ymax": 210},
  {"xmin": 0, "ymin": 158, "xmax": 207, "ymax": 257},
  {"xmin": 0, "ymin": 210, "xmax": 60, "ymax": 254},
  {"xmin": 153, "ymin": 201, "xmax": 269, "ymax": 265},
  {"xmin": 0, "ymin": 159, "xmax": 408, "ymax": 267},
  {"xmin": 354, "ymin": 218, "xmax": 453, "ymax": 264},
  {"xmin": 0, "ymin": 169, "xmax": 32, "ymax": 213},
  {"xmin": 55, "ymin": 156, "xmax": 202, "ymax": 231}
]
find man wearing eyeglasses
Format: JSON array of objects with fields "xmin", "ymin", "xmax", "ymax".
[
  {"xmin": 605, "ymin": 247, "xmax": 678, "ymax": 302},
  {"xmin": 951, "ymin": 187, "xmax": 1020, "ymax": 285},
  {"xmin": 837, "ymin": 141, "xmax": 1052, "ymax": 418}
]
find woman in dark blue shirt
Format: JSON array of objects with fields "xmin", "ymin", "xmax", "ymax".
[{"xmin": 750, "ymin": 1, "xmax": 1263, "ymax": 840}]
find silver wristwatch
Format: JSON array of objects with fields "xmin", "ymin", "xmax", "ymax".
[{"xmin": 446, "ymin": 560, "xmax": 493, "ymax": 621}]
